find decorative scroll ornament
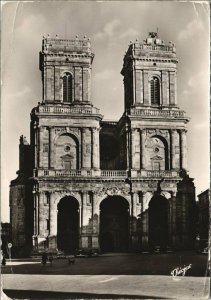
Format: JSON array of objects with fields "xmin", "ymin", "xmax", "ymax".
[
  {"xmin": 97, "ymin": 186, "xmax": 129, "ymax": 197},
  {"xmin": 147, "ymin": 129, "xmax": 169, "ymax": 137}
]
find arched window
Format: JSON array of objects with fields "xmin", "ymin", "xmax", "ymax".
[
  {"xmin": 150, "ymin": 76, "xmax": 160, "ymax": 105},
  {"xmin": 63, "ymin": 73, "xmax": 72, "ymax": 102}
]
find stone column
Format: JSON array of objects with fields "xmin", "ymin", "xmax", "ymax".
[
  {"xmin": 169, "ymin": 71, "xmax": 176, "ymax": 106},
  {"xmin": 81, "ymin": 192, "xmax": 93, "ymax": 248},
  {"xmin": 131, "ymin": 192, "xmax": 139, "ymax": 251},
  {"xmin": 131, "ymin": 128, "xmax": 136, "ymax": 169},
  {"xmin": 32, "ymin": 190, "xmax": 38, "ymax": 250},
  {"xmin": 140, "ymin": 129, "xmax": 146, "ymax": 169},
  {"xmin": 81, "ymin": 128, "xmax": 86, "ymax": 168},
  {"xmin": 45, "ymin": 67, "xmax": 51, "ymax": 101},
  {"xmin": 82, "ymin": 68, "xmax": 87, "ymax": 102},
  {"xmin": 38, "ymin": 127, "xmax": 43, "ymax": 168},
  {"xmin": 161, "ymin": 71, "xmax": 169, "ymax": 106},
  {"xmin": 54, "ymin": 67, "xmax": 60, "ymax": 100},
  {"xmin": 48, "ymin": 192, "xmax": 57, "ymax": 251},
  {"xmin": 126, "ymin": 125, "xmax": 130, "ymax": 169},
  {"xmin": 92, "ymin": 193, "xmax": 99, "ymax": 249},
  {"xmin": 180, "ymin": 129, "xmax": 187, "ymax": 170},
  {"xmin": 33, "ymin": 190, "xmax": 38, "ymax": 236},
  {"xmin": 174, "ymin": 72, "xmax": 177, "ymax": 106},
  {"xmin": 132, "ymin": 66, "xmax": 136, "ymax": 106},
  {"xmin": 35, "ymin": 192, "xmax": 39, "ymax": 236},
  {"xmin": 171, "ymin": 191, "xmax": 177, "ymax": 247},
  {"xmin": 92, "ymin": 128, "xmax": 100, "ymax": 169},
  {"xmin": 34, "ymin": 125, "xmax": 38, "ymax": 168},
  {"xmin": 74, "ymin": 67, "xmax": 82, "ymax": 102},
  {"xmin": 143, "ymin": 71, "xmax": 149, "ymax": 105},
  {"xmin": 141, "ymin": 192, "xmax": 149, "ymax": 249},
  {"xmin": 37, "ymin": 127, "xmax": 40, "ymax": 168},
  {"xmin": 135, "ymin": 70, "xmax": 143, "ymax": 104},
  {"xmin": 81, "ymin": 191, "xmax": 86, "ymax": 239},
  {"xmin": 48, "ymin": 127, "xmax": 54, "ymax": 168},
  {"xmin": 38, "ymin": 192, "xmax": 44, "ymax": 236},
  {"xmin": 170, "ymin": 129, "xmax": 177, "ymax": 169}
]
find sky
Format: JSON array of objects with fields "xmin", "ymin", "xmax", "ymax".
[{"xmin": 1, "ymin": 1, "xmax": 210, "ymax": 222}]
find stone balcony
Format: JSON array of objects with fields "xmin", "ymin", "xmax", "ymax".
[
  {"xmin": 34, "ymin": 169, "xmax": 180, "ymax": 179},
  {"xmin": 127, "ymin": 107, "xmax": 186, "ymax": 118},
  {"xmin": 35, "ymin": 105, "xmax": 100, "ymax": 115}
]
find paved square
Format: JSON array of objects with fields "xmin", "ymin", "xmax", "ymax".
[{"xmin": 1, "ymin": 252, "xmax": 210, "ymax": 299}]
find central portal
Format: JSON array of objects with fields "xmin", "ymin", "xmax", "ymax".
[
  {"xmin": 149, "ymin": 194, "xmax": 169, "ymax": 251},
  {"xmin": 57, "ymin": 196, "xmax": 79, "ymax": 254},
  {"xmin": 100, "ymin": 196, "xmax": 129, "ymax": 252}
]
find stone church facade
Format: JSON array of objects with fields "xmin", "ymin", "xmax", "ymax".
[{"xmin": 10, "ymin": 32, "xmax": 196, "ymax": 255}]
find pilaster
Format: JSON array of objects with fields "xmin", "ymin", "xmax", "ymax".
[
  {"xmin": 92, "ymin": 192, "xmax": 99, "ymax": 248},
  {"xmin": 92, "ymin": 128, "xmax": 100, "ymax": 169},
  {"xmin": 170, "ymin": 129, "xmax": 177, "ymax": 169},
  {"xmin": 169, "ymin": 71, "xmax": 176, "ymax": 106},
  {"xmin": 143, "ymin": 70, "xmax": 149, "ymax": 105},
  {"xmin": 140, "ymin": 129, "xmax": 146, "ymax": 169},
  {"xmin": 126, "ymin": 125, "xmax": 131, "ymax": 169},
  {"xmin": 74, "ymin": 67, "xmax": 83, "ymax": 102},
  {"xmin": 161, "ymin": 71, "xmax": 169, "ymax": 106},
  {"xmin": 38, "ymin": 126, "xmax": 46, "ymax": 168},
  {"xmin": 81, "ymin": 128, "xmax": 86, "ymax": 168},
  {"xmin": 48, "ymin": 126, "xmax": 54, "ymax": 168},
  {"xmin": 131, "ymin": 128, "xmax": 137, "ymax": 169},
  {"xmin": 180, "ymin": 129, "xmax": 187, "ymax": 170},
  {"xmin": 135, "ymin": 69, "xmax": 143, "ymax": 104}
]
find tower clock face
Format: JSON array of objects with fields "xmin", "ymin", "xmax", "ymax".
[{"xmin": 100, "ymin": 135, "xmax": 119, "ymax": 161}]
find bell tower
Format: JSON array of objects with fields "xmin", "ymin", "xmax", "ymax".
[
  {"xmin": 119, "ymin": 32, "xmax": 190, "ymax": 173},
  {"xmin": 31, "ymin": 35, "xmax": 102, "ymax": 175},
  {"xmin": 121, "ymin": 32, "xmax": 178, "ymax": 111},
  {"xmin": 39, "ymin": 35, "xmax": 93, "ymax": 105}
]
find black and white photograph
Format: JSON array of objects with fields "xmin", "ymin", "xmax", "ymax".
[{"xmin": 1, "ymin": 1, "xmax": 210, "ymax": 299}]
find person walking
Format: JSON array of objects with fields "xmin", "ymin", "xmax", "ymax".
[
  {"xmin": 41, "ymin": 252, "xmax": 48, "ymax": 266},
  {"xmin": 2, "ymin": 254, "xmax": 6, "ymax": 266},
  {"xmin": 49, "ymin": 254, "xmax": 53, "ymax": 266}
]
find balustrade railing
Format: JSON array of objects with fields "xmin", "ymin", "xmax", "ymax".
[
  {"xmin": 128, "ymin": 108, "xmax": 185, "ymax": 118},
  {"xmin": 137, "ymin": 170, "xmax": 179, "ymax": 177},
  {"xmin": 55, "ymin": 170, "xmax": 82, "ymax": 176},
  {"xmin": 101, "ymin": 170, "xmax": 127, "ymax": 177},
  {"xmin": 37, "ymin": 105, "xmax": 100, "ymax": 115},
  {"xmin": 34, "ymin": 169, "xmax": 179, "ymax": 178},
  {"xmin": 141, "ymin": 44, "xmax": 175, "ymax": 52}
]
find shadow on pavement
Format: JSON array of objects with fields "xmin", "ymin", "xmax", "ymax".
[
  {"xmin": 3, "ymin": 289, "xmax": 169, "ymax": 299},
  {"xmin": 1, "ymin": 253, "xmax": 208, "ymax": 277}
]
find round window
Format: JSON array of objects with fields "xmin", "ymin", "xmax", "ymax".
[
  {"xmin": 154, "ymin": 147, "xmax": 159, "ymax": 153},
  {"xmin": 64, "ymin": 145, "xmax": 71, "ymax": 152}
]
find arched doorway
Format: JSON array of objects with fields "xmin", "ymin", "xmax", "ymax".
[
  {"xmin": 100, "ymin": 196, "xmax": 129, "ymax": 252},
  {"xmin": 149, "ymin": 194, "xmax": 169, "ymax": 251},
  {"xmin": 57, "ymin": 196, "xmax": 79, "ymax": 254}
]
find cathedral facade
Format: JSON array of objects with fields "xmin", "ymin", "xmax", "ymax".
[{"xmin": 10, "ymin": 33, "xmax": 196, "ymax": 255}]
